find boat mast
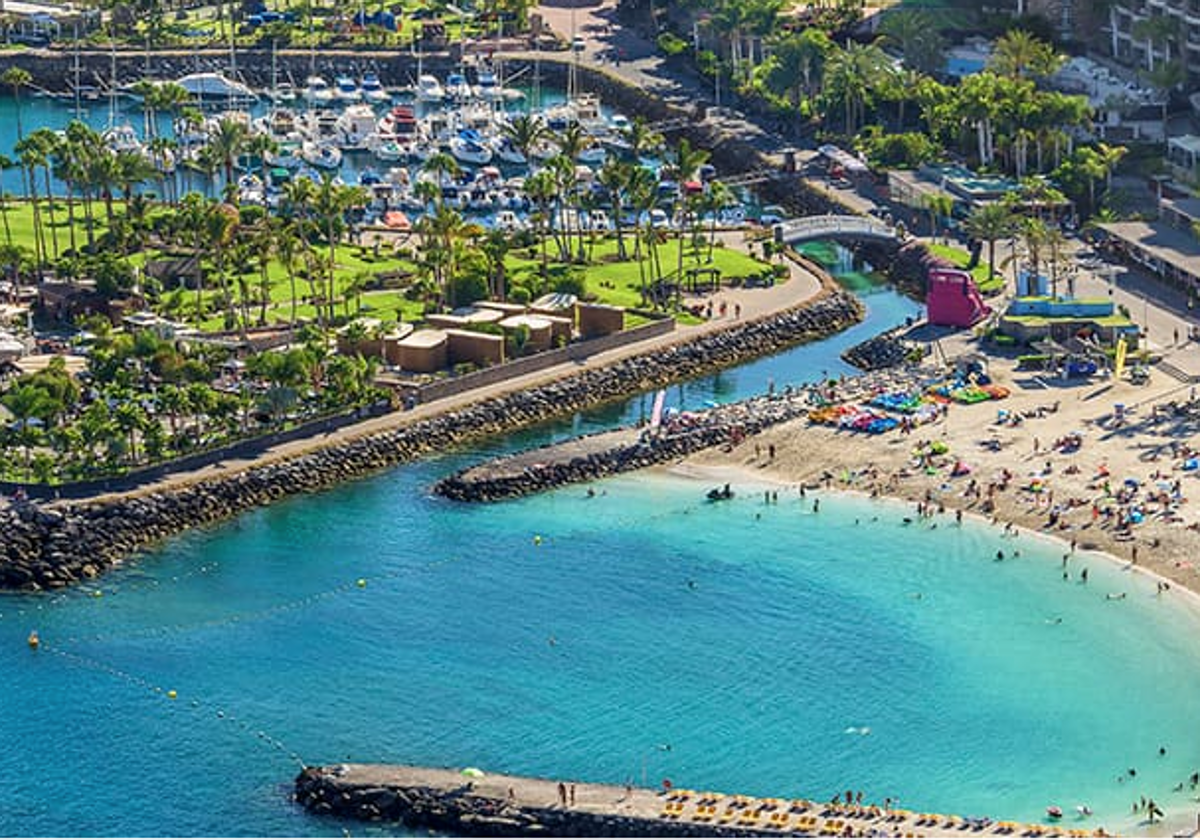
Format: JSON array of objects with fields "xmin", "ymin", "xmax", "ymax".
[{"xmin": 73, "ymin": 22, "xmax": 82, "ymax": 120}]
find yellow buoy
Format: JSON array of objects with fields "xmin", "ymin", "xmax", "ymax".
[
  {"xmin": 356, "ymin": 578, "xmax": 367, "ymax": 588},
  {"xmin": 27, "ymin": 630, "xmax": 39, "ymax": 649},
  {"xmin": 533, "ymin": 535, "xmax": 543, "ymax": 546},
  {"xmin": 91, "ymin": 590, "xmax": 103, "ymax": 598},
  {"xmin": 167, "ymin": 690, "xmax": 177, "ymax": 700}
]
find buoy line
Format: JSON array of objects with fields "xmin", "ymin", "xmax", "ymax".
[
  {"xmin": 12, "ymin": 554, "xmax": 464, "ymax": 647},
  {"xmin": 39, "ymin": 642, "xmax": 309, "ymax": 769}
]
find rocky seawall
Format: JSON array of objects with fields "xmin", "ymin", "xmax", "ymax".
[
  {"xmin": 0, "ymin": 293, "xmax": 862, "ymax": 591},
  {"xmin": 433, "ymin": 390, "xmax": 817, "ymax": 502},
  {"xmin": 294, "ymin": 764, "xmax": 786, "ymax": 837}
]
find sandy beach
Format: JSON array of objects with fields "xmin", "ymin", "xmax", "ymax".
[{"xmin": 682, "ymin": 355, "xmax": 1200, "ymax": 612}]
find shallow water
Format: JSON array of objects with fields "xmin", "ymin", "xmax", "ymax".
[{"xmin": 4, "ymin": 470, "xmax": 1199, "ymax": 837}]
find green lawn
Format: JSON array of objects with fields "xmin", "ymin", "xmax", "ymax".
[
  {"xmin": 926, "ymin": 243, "xmax": 1004, "ymax": 294},
  {"xmin": 506, "ymin": 236, "xmax": 774, "ymax": 311}
]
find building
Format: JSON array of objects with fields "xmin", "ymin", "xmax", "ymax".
[
  {"xmin": 1106, "ymin": 0, "xmax": 1200, "ymax": 81},
  {"xmin": 4, "ymin": 0, "xmax": 101, "ymax": 43},
  {"xmin": 1168, "ymin": 135, "xmax": 1200, "ymax": 187},
  {"xmin": 1097, "ymin": 196, "xmax": 1200, "ymax": 295}
]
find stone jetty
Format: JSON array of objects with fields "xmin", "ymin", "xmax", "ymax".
[
  {"xmin": 434, "ymin": 390, "xmax": 816, "ymax": 502},
  {"xmin": 294, "ymin": 763, "xmax": 1101, "ymax": 838},
  {"xmin": 0, "ymin": 294, "xmax": 861, "ymax": 591}
]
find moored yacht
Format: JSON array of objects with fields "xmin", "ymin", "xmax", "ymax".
[
  {"xmin": 361, "ymin": 72, "xmax": 390, "ymax": 103},
  {"xmin": 450, "ymin": 129, "xmax": 493, "ymax": 165},
  {"xmin": 415, "ymin": 74, "xmax": 445, "ymax": 102},
  {"xmin": 334, "ymin": 76, "xmax": 362, "ymax": 103},
  {"xmin": 444, "ymin": 71, "xmax": 473, "ymax": 101},
  {"xmin": 304, "ymin": 76, "xmax": 334, "ymax": 105}
]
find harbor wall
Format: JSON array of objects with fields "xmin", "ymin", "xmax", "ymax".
[
  {"xmin": 294, "ymin": 765, "xmax": 778, "ymax": 837},
  {"xmin": 0, "ymin": 290, "xmax": 861, "ymax": 591}
]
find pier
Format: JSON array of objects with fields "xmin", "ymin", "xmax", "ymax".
[{"xmin": 293, "ymin": 763, "xmax": 1114, "ymax": 838}]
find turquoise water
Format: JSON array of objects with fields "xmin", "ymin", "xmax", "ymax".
[
  {"xmin": 1, "ymin": 216, "xmax": 1195, "ymax": 833},
  {"xmin": 5, "ymin": 469, "xmax": 1200, "ymax": 836}
]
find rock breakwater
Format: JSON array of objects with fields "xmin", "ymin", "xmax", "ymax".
[
  {"xmin": 0, "ymin": 293, "xmax": 861, "ymax": 591},
  {"xmin": 434, "ymin": 389, "xmax": 818, "ymax": 502},
  {"xmin": 294, "ymin": 764, "xmax": 786, "ymax": 837}
]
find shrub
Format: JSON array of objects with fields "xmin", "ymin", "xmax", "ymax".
[
  {"xmin": 509, "ymin": 286, "xmax": 531, "ymax": 305},
  {"xmin": 656, "ymin": 31, "xmax": 687, "ymax": 56}
]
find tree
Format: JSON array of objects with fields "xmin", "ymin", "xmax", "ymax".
[
  {"xmin": 822, "ymin": 40, "xmax": 888, "ymax": 136},
  {"xmin": 989, "ymin": 29, "xmax": 1063, "ymax": 79},
  {"xmin": 963, "ymin": 203, "xmax": 1016, "ymax": 286},
  {"xmin": 2, "ymin": 68, "xmax": 31, "ymax": 144},
  {"xmin": 2, "ymin": 383, "xmax": 55, "ymax": 476},
  {"xmin": 878, "ymin": 10, "xmax": 944, "ymax": 75}
]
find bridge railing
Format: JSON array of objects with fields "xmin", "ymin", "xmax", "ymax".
[{"xmin": 773, "ymin": 215, "xmax": 896, "ymax": 243}]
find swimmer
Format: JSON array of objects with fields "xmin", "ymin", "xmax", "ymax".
[
  {"xmin": 910, "ymin": 592, "xmax": 923, "ymax": 600},
  {"xmin": 1081, "ymin": 568, "xmax": 1089, "ymax": 583},
  {"xmin": 902, "ymin": 517, "xmax": 913, "ymax": 525},
  {"xmin": 687, "ymin": 580, "xmax": 697, "ymax": 590},
  {"xmin": 995, "ymin": 550, "xmax": 1005, "ymax": 561},
  {"xmin": 548, "ymin": 635, "xmax": 557, "ymax": 646},
  {"xmin": 1107, "ymin": 592, "xmax": 1127, "ymax": 600},
  {"xmin": 1047, "ymin": 617, "xmax": 1063, "ymax": 625}
]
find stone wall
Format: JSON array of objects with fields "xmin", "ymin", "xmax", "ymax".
[{"xmin": 0, "ymin": 292, "xmax": 861, "ymax": 591}]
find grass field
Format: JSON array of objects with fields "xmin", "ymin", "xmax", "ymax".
[{"xmin": 3, "ymin": 201, "xmax": 770, "ymax": 332}]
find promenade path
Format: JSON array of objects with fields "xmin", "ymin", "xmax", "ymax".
[
  {"xmin": 79, "ymin": 237, "xmax": 826, "ymax": 506},
  {"xmin": 304, "ymin": 763, "xmax": 1094, "ymax": 839}
]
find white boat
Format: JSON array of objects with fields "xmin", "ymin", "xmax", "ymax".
[
  {"xmin": 494, "ymin": 209, "xmax": 525, "ymax": 232},
  {"xmin": 304, "ymin": 76, "xmax": 335, "ymax": 105},
  {"xmin": 336, "ymin": 103, "xmax": 379, "ymax": 149},
  {"xmin": 444, "ymin": 71, "xmax": 473, "ymax": 101},
  {"xmin": 103, "ymin": 123, "xmax": 143, "ymax": 155},
  {"xmin": 238, "ymin": 173, "xmax": 265, "ymax": 204},
  {"xmin": 378, "ymin": 104, "xmax": 417, "ymax": 138},
  {"xmin": 301, "ymin": 140, "xmax": 343, "ymax": 169},
  {"xmin": 475, "ymin": 69, "xmax": 503, "ymax": 101},
  {"xmin": 361, "ymin": 72, "xmax": 390, "ymax": 103},
  {"xmin": 175, "ymin": 72, "xmax": 258, "ymax": 102},
  {"xmin": 577, "ymin": 143, "xmax": 607, "ymax": 165},
  {"xmin": 269, "ymin": 82, "xmax": 298, "ymax": 104},
  {"xmin": 415, "ymin": 74, "xmax": 444, "ymax": 102},
  {"xmin": 334, "ymin": 76, "xmax": 362, "ymax": 103},
  {"xmin": 450, "ymin": 130, "xmax": 493, "ymax": 165},
  {"xmin": 302, "ymin": 109, "xmax": 340, "ymax": 143},
  {"xmin": 584, "ymin": 209, "xmax": 609, "ymax": 231},
  {"xmin": 490, "ymin": 136, "xmax": 527, "ymax": 165},
  {"xmin": 266, "ymin": 140, "xmax": 303, "ymax": 170},
  {"xmin": 373, "ymin": 139, "xmax": 407, "ymax": 162}
]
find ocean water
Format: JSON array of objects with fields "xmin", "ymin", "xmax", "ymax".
[
  {"xmin": 0, "ymin": 184, "xmax": 1193, "ymax": 833},
  {"xmin": 5, "ymin": 467, "xmax": 1200, "ymax": 837}
]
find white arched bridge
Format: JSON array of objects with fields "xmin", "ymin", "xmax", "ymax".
[{"xmin": 773, "ymin": 215, "xmax": 899, "ymax": 245}]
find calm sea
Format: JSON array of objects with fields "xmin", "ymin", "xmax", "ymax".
[{"xmin": 0, "ymin": 98, "xmax": 1194, "ymax": 834}]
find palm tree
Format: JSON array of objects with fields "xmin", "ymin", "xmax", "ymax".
[
  {"xmin": 27, "ymin": 128, "xmax": 62, "ymax": 261},
  {"xmin": 207, "ymin": 117, "xmax": 250, "ymax": 185},
  {"xmin": 421, "ymin": 152, "xmax": 462, "ymax": 210},
  {"xmin": 203, "ymin": 201, "xmax": 239, "ymax": 330},
  {"xmin": 1, "ymin": 383, "xmax": 53, "ymax": 477},
  {"xmin": 2, "ymin": 67, "xmax": 31, "ymax": 144},
  {"xmin": 274, "ymin": 220, "xmax": 306, "ymax": 328},
  {"xmin": 620, "ymin": 117, "xmax": 664, "ymax": 162},
  {"xmin": 597, "ymin": 159, "xmax": 631, "ymax": 259},
  {"xmin": 963, "ymin": 203, "xmax": 1015, "ymax": 287},
  {"xmin": 989, "ymin": 29, "xmax": 1063, "ymax": 79},
  {"xmin": 501, "ymin": 113, "xmax": 547, "ymax": 165},
  {"xmin": 15, "ymin": 138, "xmax": 47, "ymax": 274},
  {"xmin": 823, "ymin": 40, "xmax": 887, "ymax": 136},
  {"xmin": 0, "ymin": 154, "xmax": 14, "ymax": 248},
  {"xmin": 667, "ymin": 138, "xmax": 710, "ymax": 284}
]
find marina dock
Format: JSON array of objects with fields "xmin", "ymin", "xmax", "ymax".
[{"xmin": 293, "ymin": 764, "xmax": 1115, "ymax": 837}]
